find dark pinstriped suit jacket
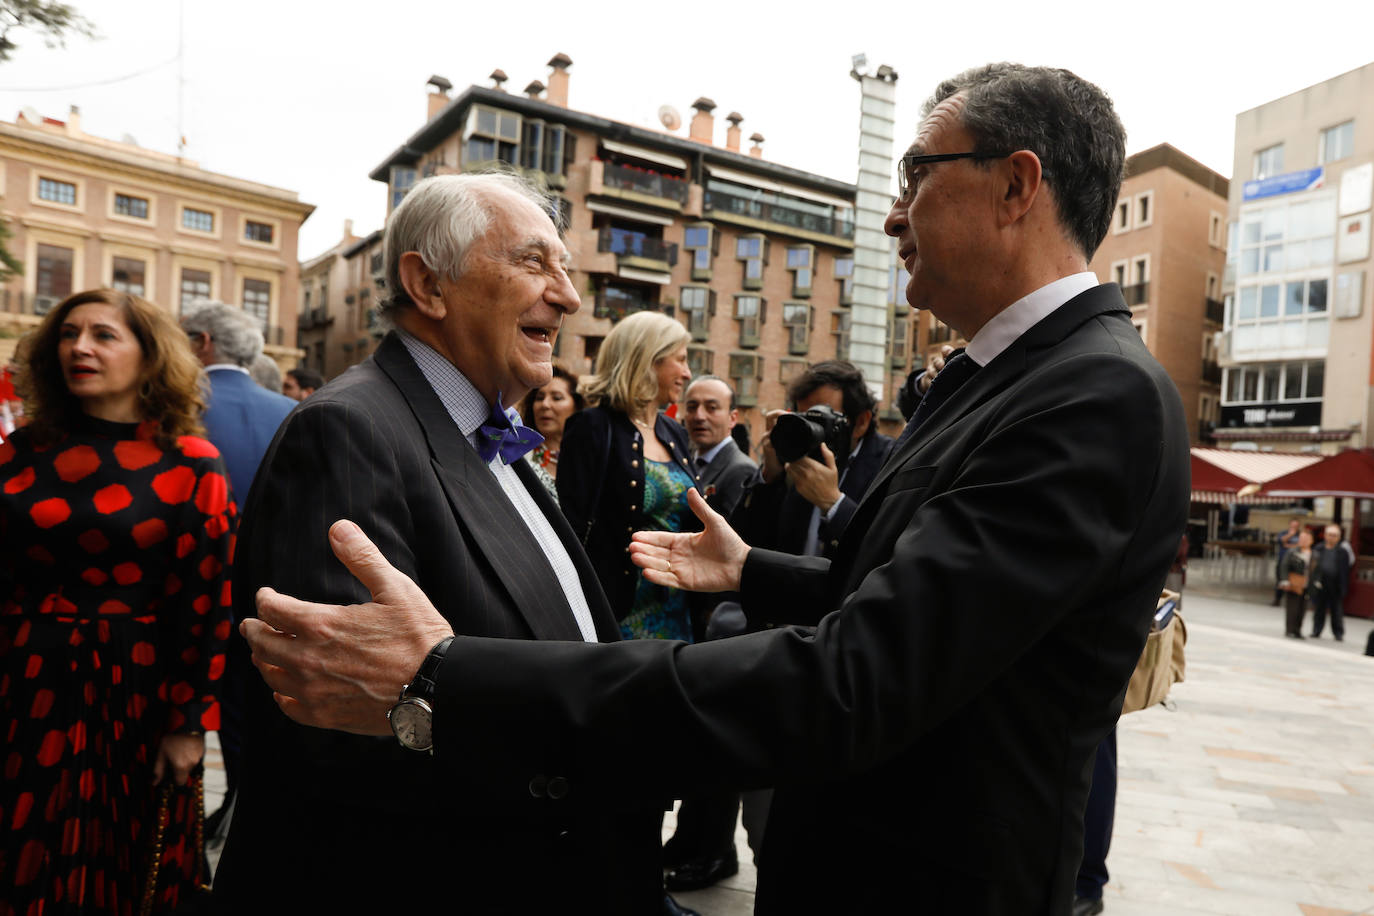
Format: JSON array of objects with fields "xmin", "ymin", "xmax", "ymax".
[{"xmin": 213, "ymin": 332, "xmax": 662, "ymax": 914}]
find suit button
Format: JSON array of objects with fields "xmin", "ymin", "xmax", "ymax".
[
  {"xmin": 629, "ymin": 504, "xmax": 637, "ymax": 511},
  {"xmin": 629, "ymin": 480, "xmax": 637, "ymax": 488},
  {"xmin": 627, "ymin": 526, "xmax": 634, "ymax": 533},
  {"xmin": 631, "ymin": 459, "xmax": 639, "ymax": 468},
  {"xmin": 528, "ymin": 774, "xmax": 548, "ymax": 798},
  {"xmin": 669, "ymin": 442, "xmax": 676, "ymax": 449},
  {"xmin": 547, "ymin": 777, "xmax": 570, "ymax": 800},
  {"xmin": 632, "ymin": 442, "xmax": 639, "ymax": 451}
]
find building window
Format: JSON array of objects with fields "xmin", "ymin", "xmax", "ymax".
[
  {"xmin": 1318, "ymin": 121, "xmax": 1354, "ymax": 165},
  {"xmin": 390, "ymin": 166, "xmax": 417, "ymax": 210},
  {"xmin": 243, "ymin": 278, "xmax": 271, "ymax": 331},
  {"xmin": 728, "ymin": 353, "xmax": 763, "ymax": 406},
  {"xmin": 1134, "ymin": 191, "xmax": 1153, "ymax": 229},
  {"xmin": 891, "ymin": 311, "xmax": 910, "ymax": 368},
  {"xmin": 244, "ymin": 220, "xmax": 275, "ymax": 244},
  {"xmin": 782, "ymin": 302, "xmax": 811, "ymax": 355},
  {"xmin": 680, "ymin": 286, "xmax": 714, "ymax": 342},
  {"xmin": 1114, "ymin": 200, "xmax": 1130, "ymax": 234},
  {"xmin": 831, "ymin": 311, "xmax": 851, "ymax": 360},
  {"xmin": 786, "ymin": 245, "xmax": 814, "ymax": 298},
  {"xmin": 111, "ymin": 257, "xmax": 146, "ymax": 296},
  {"xmin": 928, "ymin": 316, "xmax": 953, "ymax": 345},
  {"xmin": 888, "ymin": 265, "xmax": 909, "ymax": 306},
  {"xmin": 684, "ymin": 224, "xmax": 715, "ymax": 280},
  {"xmin": 736, "ymin": 235, "xmax": 767, "ymax": 290},
  {"xmin": 1209, "ymin": 212, "xmax": 1224, "ymax": 248},
  {"xmin": 687, "ymin": 346, "xmax": 714, "ymax": 376},
  {"xmin": 1222, "ymin": 360, "xmax": 1324, "ymax": 405},
  {"xmin": 38, "ymin": 177, "xmax": 76, "ymax": 206},
  {"xmin": 182, "ymin": 207, "xmax": 214, "ymax": 233},
  {"xmin": 35, "ymin": 244, "xmax": 73, "ymax": 311},
  {"xmin": 464, "ymin": 105, "xmax": 522, "ymax": 166},
  {"xmin": 1122, "ymin": 256, "xmax": 1150, "ymax": 305},
  {"xmin": 583, "ymin": 335, "xmax": 604, "ymax": 365},
  {"xmin": 1254, "ymin": 144, "xmax": 1284, "ymax": 180},
  {"xmin": 834, "ymin": 257, "xmax": 854, "ymax": 304},
  {"xmin": 779, "ymin": 357, "xmax": 807, "ymax": 385},
  {"xmin": 734, "ymin": 295, "xmax": 764, "ymax": 348},
  {"xmin": 114, "ymin": 193, "xmax": 149, "ymax": 219},
  {"xmin": 180, "ymin": 268, "xmax": 211, "ymax": 312}
]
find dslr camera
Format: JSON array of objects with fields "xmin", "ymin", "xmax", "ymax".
[{"xmin": 771, "ymin": 405, "xmax": 854, "ymax": 476}]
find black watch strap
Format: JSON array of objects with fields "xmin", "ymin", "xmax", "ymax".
[{"xmin": 402, "ymin": 636, "xmax": 454, "ymax": 702}]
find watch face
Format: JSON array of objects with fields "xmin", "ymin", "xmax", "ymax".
[{"xmin": 388, "ymin": 698, "xmax": 433, "ymax": 751}]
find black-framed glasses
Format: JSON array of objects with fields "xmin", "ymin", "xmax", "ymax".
[{"xmin": 896, "ymin": 151, "xmax": 1007, "ymax": 202}]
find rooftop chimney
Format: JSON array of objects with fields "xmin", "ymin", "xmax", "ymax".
[
  {"xmin": 546, "ymin": 52, "xmax": 572, "ymax": 108},
  {"xmin": 66, "ymin": 104, "xmax": 81, "ymax": 136},
  {"xmin": 426, "ymin": 75, "xmax": 452, "ymax": 121},
  {"xmin": 344, "ymin": 218, "xmax": 354, "ymax": 238},
  {"xmin": 689, "ymin": 97, "xmax": 716, "ymax": 145},
  {"xmin": 524, "ymin": 80, "xmax": 546, "ymax": 100},
  {"xmin": 749, "ymin": 132, "xmax": 765, "ymax": 159},
  {"xmin": 725, "ymin": 112, "xmax": 743, "ymax": 152},
  {"xmin": 489, "ymin": 69, "xmax": 508, "ymax": 92}
]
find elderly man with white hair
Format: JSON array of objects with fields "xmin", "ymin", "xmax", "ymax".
[{"xmin": 213, "ymin": 172, "xmax": 673, "ymax": 916}]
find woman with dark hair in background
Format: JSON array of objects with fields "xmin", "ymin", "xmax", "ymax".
[
  {"xmin": 518, "ymin": 363, "xmax": 583, "ymax": 501},
  {"xmin": 0, "ymin": 289, "xmax": 234, "ymax": 913}
]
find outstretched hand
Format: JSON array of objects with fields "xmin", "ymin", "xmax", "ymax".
[
  {"xmin": 629, "ymin": 487, "xmax": 751, "ymax": 593},
  {"xmin": 241, "ymin": 520, "xmax": 454, "ymax": 736}
]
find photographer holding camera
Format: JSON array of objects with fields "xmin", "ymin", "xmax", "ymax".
[{"xmin": 734, "ymin": 360, "xmax": 894, "ymax": 560}]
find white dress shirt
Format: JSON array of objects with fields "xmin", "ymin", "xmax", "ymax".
[
  {"xmin": 398, "ymin": 331, "xmax": 599, "ymax": 643},
  {"xmin": 965, "ymin": 272, "xmax": 1100, "ymax": 368}
]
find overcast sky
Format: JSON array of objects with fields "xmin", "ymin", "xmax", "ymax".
[{"xmin": 3, "ymin": 0, "xmax": 1373, "ymax": 258}]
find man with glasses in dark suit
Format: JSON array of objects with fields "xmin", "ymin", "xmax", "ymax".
[{"xmin": 242, "ymin": 64, "xmax": 1189, "ymax": 916}]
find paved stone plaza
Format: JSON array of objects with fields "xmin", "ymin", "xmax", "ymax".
[{"xmin": 205, "ymin": 593, "xmax": 1374, "ymax": 915}]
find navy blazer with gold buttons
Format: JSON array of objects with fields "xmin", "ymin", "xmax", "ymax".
[{"xmin": 557, "ymin": 404, "xmax": 701, "ymax": 621}]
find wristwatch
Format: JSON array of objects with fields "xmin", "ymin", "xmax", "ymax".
[{"xmin": 387, "ymin": 636, "xmax": 454, "ymax": 753}]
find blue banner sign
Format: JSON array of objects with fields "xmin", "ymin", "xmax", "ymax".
[{"xmin": 1242, "ymin": 167, "xmax": 1324, "ymax": 201}]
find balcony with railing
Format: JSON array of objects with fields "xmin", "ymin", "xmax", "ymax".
[
  {"xmin": 596, "ymin": 226, "xmax": 678, "ymax": 269},
  {"xmin": 594, "ymin": 284, "xmax": 659, "ymax": 322},
  {"xmin": 601, "ymin": 162, "xmax": 690, "ymax": 205},
  {"xmin": 1205, "ymin": 297, "xmax": 1224, "ymax": 324},
  {"xmin": 1201, "ymin": 360, "xmax": 1221, "ymax": 385},
  {"xmin": 1122, "ymin": 282, "xmax": 1150, "ymax": 306},
  {"xmin": 704, "ymin": 189, "xmax": 855, "ymax": 242}
]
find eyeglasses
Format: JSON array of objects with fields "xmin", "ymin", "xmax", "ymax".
[{"xmin": 896, "ymin": 151, "xmax": 1008, "ymax": 203}]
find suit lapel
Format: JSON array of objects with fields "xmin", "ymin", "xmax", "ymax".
[
  {"xmin": 512, "ymin": 458, "xmax": 622, "ymax": 642},
  {"xmin": 373, "ymin": 334, "xmax": 586, "ymax": 642}
]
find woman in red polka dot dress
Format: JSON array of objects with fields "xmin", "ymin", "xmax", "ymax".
[{"xmin": 0, "ymin": 289, "xmax": 234, "ymax": 914}]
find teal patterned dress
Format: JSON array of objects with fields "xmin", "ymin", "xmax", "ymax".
[{"xmin": 619, "ymin": 458, "xmax": 696, "ymax": 642}]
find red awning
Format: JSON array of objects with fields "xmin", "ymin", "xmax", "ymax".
[
  {"xmin": 1260, "ymin": 448, "xmax": 1374, "ymax": 499},
  {"xmin": 1190, "ymin": 448, "xmax": 1323, "ymax": 505}
]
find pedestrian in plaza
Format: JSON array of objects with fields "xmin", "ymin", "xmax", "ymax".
[
  {"xmin": 249, "ymin": 352, "xmax": 283, "ymax": 393},
  {"xmin": 517, "ymin": 362, "xmax": 582, "ymax": 501},
  {"xmin": 242, "ymin": 62, "xmax": 1190, "ymax": 915},
  {"xmin": 213, "ymin": 172, "xmax": 670, "ymax": 916},
  {"xmin": 1, "ymin": 289, "xmax": 234, "ymax": 913},
  {"xmin": 1309, "ymin": 523, "xmax": 1351, "ymax": 641},
  {"xmin": 557, "ymin": 310, "xmax": 698, "ymax": 641},
  {"xmin": 1279, "ymin": 528, "xmax": 1315, "ymax": 638},
  {"xmin": 1272, "ymin": 517, "xmax": 1302, "ymax": 606}
]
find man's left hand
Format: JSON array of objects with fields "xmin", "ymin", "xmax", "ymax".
[
  {"xmin": 787, "ymin": 444, "xmax": 842, "ymax": 511},
  {"xmin": 241, "ymin": 520, "xmax": 455, "ymax": 736}
]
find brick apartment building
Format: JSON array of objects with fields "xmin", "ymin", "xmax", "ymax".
[
  {"xmin": 349, "ymin": 54, "xmax": 893, "ymax": 443},
  {"xmin": 0, "ymin": 105, "xmax": 314, "ymax": 368}
]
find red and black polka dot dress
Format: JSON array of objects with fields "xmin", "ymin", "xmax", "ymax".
[{"xmin": 0, "ymin": 415, "xmax": 234, "ymax": 915}]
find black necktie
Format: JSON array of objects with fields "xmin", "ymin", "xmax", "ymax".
[{"xmin": 895, "ymin": 350, "xmax": 981, "ymax": 448}]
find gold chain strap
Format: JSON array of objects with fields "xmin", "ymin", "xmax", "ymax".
[{"xmin": 138, "ymin": 774, "xmax": 210, "ymax": 916}]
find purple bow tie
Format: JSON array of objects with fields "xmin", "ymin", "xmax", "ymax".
[{"xmin": 475, "ymin": 394, "xmax": 544, "ymax": 464}]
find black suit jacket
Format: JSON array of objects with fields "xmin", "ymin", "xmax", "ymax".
[
  {"xmin": 557, "ymin": 404, "xmax": 699, "ymax": 621},
  {"xmin": 400, "ymin": 285, "xmax": 1191, "ymax": 915},
  {"xmin": 213, "ymin": 333, "xmax": 661, "ymax": 914},
  {"xmin": 733, "ymin": 431, "xmax": 895, "ymax": 558},
  {"xmin": 695, "ymin": 437, "xmax": 757, "ymax": 518}
]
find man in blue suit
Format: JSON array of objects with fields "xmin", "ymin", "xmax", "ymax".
[
  {"xmin": 181, "ymin": 299, "xmax": 296, "ymax": 830},
  {"xmin": 182, "ymin": 301, "xmax": 296, "ymax": 503}
]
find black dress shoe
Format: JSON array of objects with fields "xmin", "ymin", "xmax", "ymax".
[
  {"xmin": 663, "ymin": 893, "xmax": 702, "ymax": 916},
  {"xmin": 1072, "ymin": 896, "xmax": 1105, "ymax": 916},
  {"xmin": 665, "ymin": 854, "xmax": 739, "ymax": 891}
]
